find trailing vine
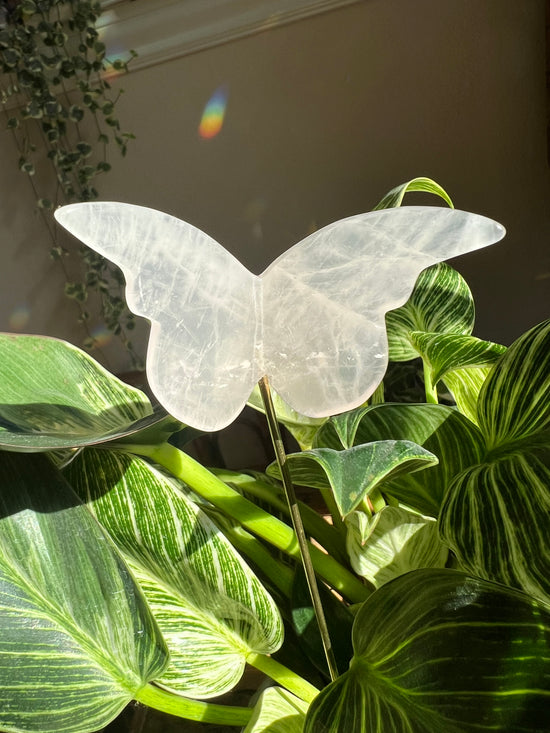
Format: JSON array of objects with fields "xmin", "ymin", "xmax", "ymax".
[{"xmin": 0, "ymin": 0, "xmax": 141, "ymax": 366}]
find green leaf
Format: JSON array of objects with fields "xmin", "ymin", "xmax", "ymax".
[
  {"xmin": 442, "ymin": 365, "xmax": 494, "ymax": 424},
  {"xmin": 269, "ymin": 442, "xmax": 438, "ymax": 517},
  {"xmin": 316, "ymin": 403, "xmax": 484, "ymax": 516},
  {"xmin": 65, "ymin": 449, "xmax": 284, "ymax": 698},
  {"xmin": 410, "ymin": 331, "xmax": 506, "ymax": 386},
  {"xmin": 247, "ymin": 385, "xmax": 326, "ymax": 450},
  {"xmin": 244, "ymin": 687, "xmax": 308, "ymax": 733},
  {"xmin": 385, "ymin": 264, "xmax": 475, "ymax": 362},
  {"xmin": 304, "ymin": 569, "xmax": 550, "ymax": 732},
  {"xmin": 345, "ymin": 506, "xmax": 448, "ymax": 587},
  {"xmin": 372, "ymin": 177, "xmax": 454, "ymax": 210},
  {"xmin": 0, "ymin": 451, "xmax": 168, "ymax": 733},
  {"xmin": 439, "ymin": 321, "xmax": 550, "ymax": 604},
  {"xmin": 0, "ymin": 333, "xmax": 153, "ymax": 450}
]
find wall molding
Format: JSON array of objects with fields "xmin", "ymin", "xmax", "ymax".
[{"xmin": 98, "ymin": 0, "xmax": 362, "ymax": 72}]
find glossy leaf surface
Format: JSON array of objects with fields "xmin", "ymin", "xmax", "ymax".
[
  {"xmin": 0, "ymin": 333, "xmax": 161, "ymax": 450},
  {"xmin": 65, "ymin": 449, "xmax": 284, "ymax": 698},
  {"xmin": 305, "ymin": 569, "xmax": 550, "ymax": 732},
  {"xmin": 244, "ymin": 687, "xmax": 308, "ymax": 733},
  {"xmin": 0, "ymin": 451, "xmax": 167, "ymax": 733},
  {"xmin": 440, "ymin": 320, "xmax": 550, "ymax": 604},
  {"xmin": 373, "ymin": 176, "xmax": 453, "ymax": 210}
]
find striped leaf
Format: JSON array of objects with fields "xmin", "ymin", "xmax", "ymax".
[
  {"xmin": 244, "ymin": 687, "xmax": 308, "ymax": 733},
  {"xmin": 385, "ymin": 264, "xmax": 475, "ymax": 361},
  {"xmin": 410, "ymin": 331, "xmax": 506, "ymax": 386},
  {"xmin": 443, "ymin": 365, "xmax": 494, "ymax": 425},
  {"xmin": 268, "ymin": 442, "xmax": 438, "ymax": 517},
  {"xmin": 0, "ymin": 333, "xmax": 162, "ymax": 450},
  {"xmin": 0, "ymin": 451, "xmax": 168, "ymax": 733},
  {"xmin": 478, "ymin": 319, "xmax": 550, "ymax": 447},
  {"xmin": 345, "ymin": 506, "xmax": 448, "ymax": 587},
  {"xmin": 316, "ymin": 404, "xmax": 484, "ymax": 517},
  {"xmin": 304, "ymin": 569, "xmax": 550, "ymax": 732},
  {"xmin": 439, "ymin": 320, "xmax": 550, "ymax": 603},
  {"xmin": 373, "ymin": 177, "xmax": 453, "ymax": 210},
  {"xmin": 64, "ymin": 449, "xmax": 284, "ymax": 698}
]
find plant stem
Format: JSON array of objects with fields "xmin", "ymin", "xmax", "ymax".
[
  {"xmin": 134, "ymin": 683, "xmax": 252, "ymax": 726},
  {"xmin": 423, "ymin": 361, "xmax": 438, "ymax": 404},
  {"xmin": 246, "ymin": 652, "xmax": 319, "ymax": 703},
  {"xmin": 126, "ymin": 442, "xmax": 369, "ymax": 604},
  {"xmin": 258, "ymin": 376, "xmax": 339, "ymax": 682}
]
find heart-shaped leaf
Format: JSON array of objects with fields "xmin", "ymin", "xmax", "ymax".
[
  {"xmin": 316, "ymin": 403, "xmax": 484, "ymax": 516},
  {"xmin": 0, "ymin": 451, "xmax": 168, "ymax": 733},
  {"xmin": 64, "ymin": 448, "xmax": 284, "ymax": 698},
  {"xmin": 304, "ymin": 569, "xmax": 550, "ymax": 732},
  {"xmin": 268, "ymin": 442, "xmax": 438, "ymax": 517}
]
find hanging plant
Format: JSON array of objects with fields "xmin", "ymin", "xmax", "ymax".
[{"xmin": 0, "ymin": 0, "xmax": 140, "ymax": 365}]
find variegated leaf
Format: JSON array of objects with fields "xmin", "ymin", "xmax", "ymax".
[
  {"xmin": 0, "ymin": 451, "xmax": 167, "ymax": 733},
  {"xmin": 304, "ymin": 569, "xmax": 550, "ymax": 732},
  {"xmin": 0, "ymin": 333, "xmax": 166, "ymax": 451},
  {"xmin": 410, "ymin": 331, "xmax": 506, "ymax": 385},
  {"xmin": 244, "ymin": 687, "xmax": 309, "ymax": 733},
  {"xmin": 345, "ymin": 506, "xmax": 448, "ymax": 587},
  {"xmin": 440, "ymin": 321, "xmax": 550, "ymax": 602},
  {"xmin": 373, "ymin": 176, "xmax": 453, "ymax": 210},
  {"xmin": 443, "ymin": 365, "xmax": 494, "ymax": 425},
  {"xmin": 64, "ymin": 449, "xmax": 284, "ymax": 699},
  {"xmin": 385, "ymin": 263, "xmax": 475, "ymax": 362}
]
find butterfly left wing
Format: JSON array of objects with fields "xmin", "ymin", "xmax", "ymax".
[
  {"xmin": 55, "ymin": 202, "xmax": 261, "ymax": 431},
  {"xmin": 261, "ymin": 206, "xmax": 505, "ymax": 417}
]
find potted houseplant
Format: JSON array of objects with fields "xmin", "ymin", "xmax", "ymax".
[{"xmin": 0, "ymin": 179, "xmax": 548, "ymax": 732}]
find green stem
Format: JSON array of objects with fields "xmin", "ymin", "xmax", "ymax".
[
  {"xmin": 423, "ymin": 361, "xmax": 438, "ymax": 404},
  {"xmin": 246, "ymin": 653, "xmax": 319, "ymax": 703},
  {"xmin": 134, "ymin": 683, "xmax": 252, "ymax": 726},
  {"xmin": 214, "ymin": 469, "xmax": 348, "ymax": 565},
  {"xmin": 125, "ymin": 442, "xmax": 368, "ymax": 604}
]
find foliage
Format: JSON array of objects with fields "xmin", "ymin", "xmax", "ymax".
[
  {"xmin": 0, "ymin": 0, "xmax": 139, "ymax": 360},
  {"xmin": 0, "ymin": 178, "xmax": 549, "ymax": 731}
]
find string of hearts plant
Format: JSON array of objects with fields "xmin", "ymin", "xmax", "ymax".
[
  {"xmin": 0, "ymin": 178, "xmax": 549, "ymax": 732},
  {"xmin": 0, "ymin": 0, "xmax": 138, "ymax": 362}
]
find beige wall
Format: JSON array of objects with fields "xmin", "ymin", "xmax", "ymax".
[{"xmin": 1, "ymin": 0, "xmax": 548, "ymax": 373}]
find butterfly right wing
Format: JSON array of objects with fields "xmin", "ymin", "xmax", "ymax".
[{"xmin": 55, "ymin": 202, "xmax": 261, "ymax": 431}]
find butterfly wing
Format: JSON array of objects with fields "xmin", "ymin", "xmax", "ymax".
[
  {"xmin": 261, "ymin": 206, "xmax": 505, "ymax": 417},
  {"xmin": 55, "ymin": 202, "xmax": 261, "ymax": 431}
]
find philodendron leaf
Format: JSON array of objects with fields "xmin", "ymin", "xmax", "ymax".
[
  {"xmin": 443, "ymin": 365, "xmax": 495, "ymax": 425},
  {"xmin": 316, "ymin": 403, "xmax": 484, "ymax": 517},
  {"xmin": 373, "ymin": 176, "xmax": 453, "ymax": 210},
  {"xmin": 244, "ymin": 687, "xmax": 308, "ymax": 733},
  {"xmin": 440, "ymin": 321, "xmax": 550, "ymax": 605},
  {"xmin": 304, "ymin": 569, "xmax": 550, "ymax": 733},
  {"xmin": 268, "ymin": 442, "xmax": 438, "ymax": 517},
  {"xmin": 410, "ymin": 331, "xmax": 506, "ymax": 386},
  {"xmin": 247, "ymin": 384, "xmax": 326, "ymax": 450},
  {"xmin": 385, "ymin": 263, "xmax": 475, "ymax": 361},
  {"xmin": 0, "ymin": 451, "xmax": 168, "ymax": 733},
  {"xmin": 65, "ymin": 449, "xmax": 283, "ymax": 699},
  {"xmin": 345, "ymin": 506, "xmax": 448, "ymax": 587},
  {"xmin": 0, "ymin": 333, "xmax": 163, "ymax": 450}
]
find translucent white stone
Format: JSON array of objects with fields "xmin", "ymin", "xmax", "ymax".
[{"xmin": 55, "ymin": 203, "xmax": 505, "ymax": 431}]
